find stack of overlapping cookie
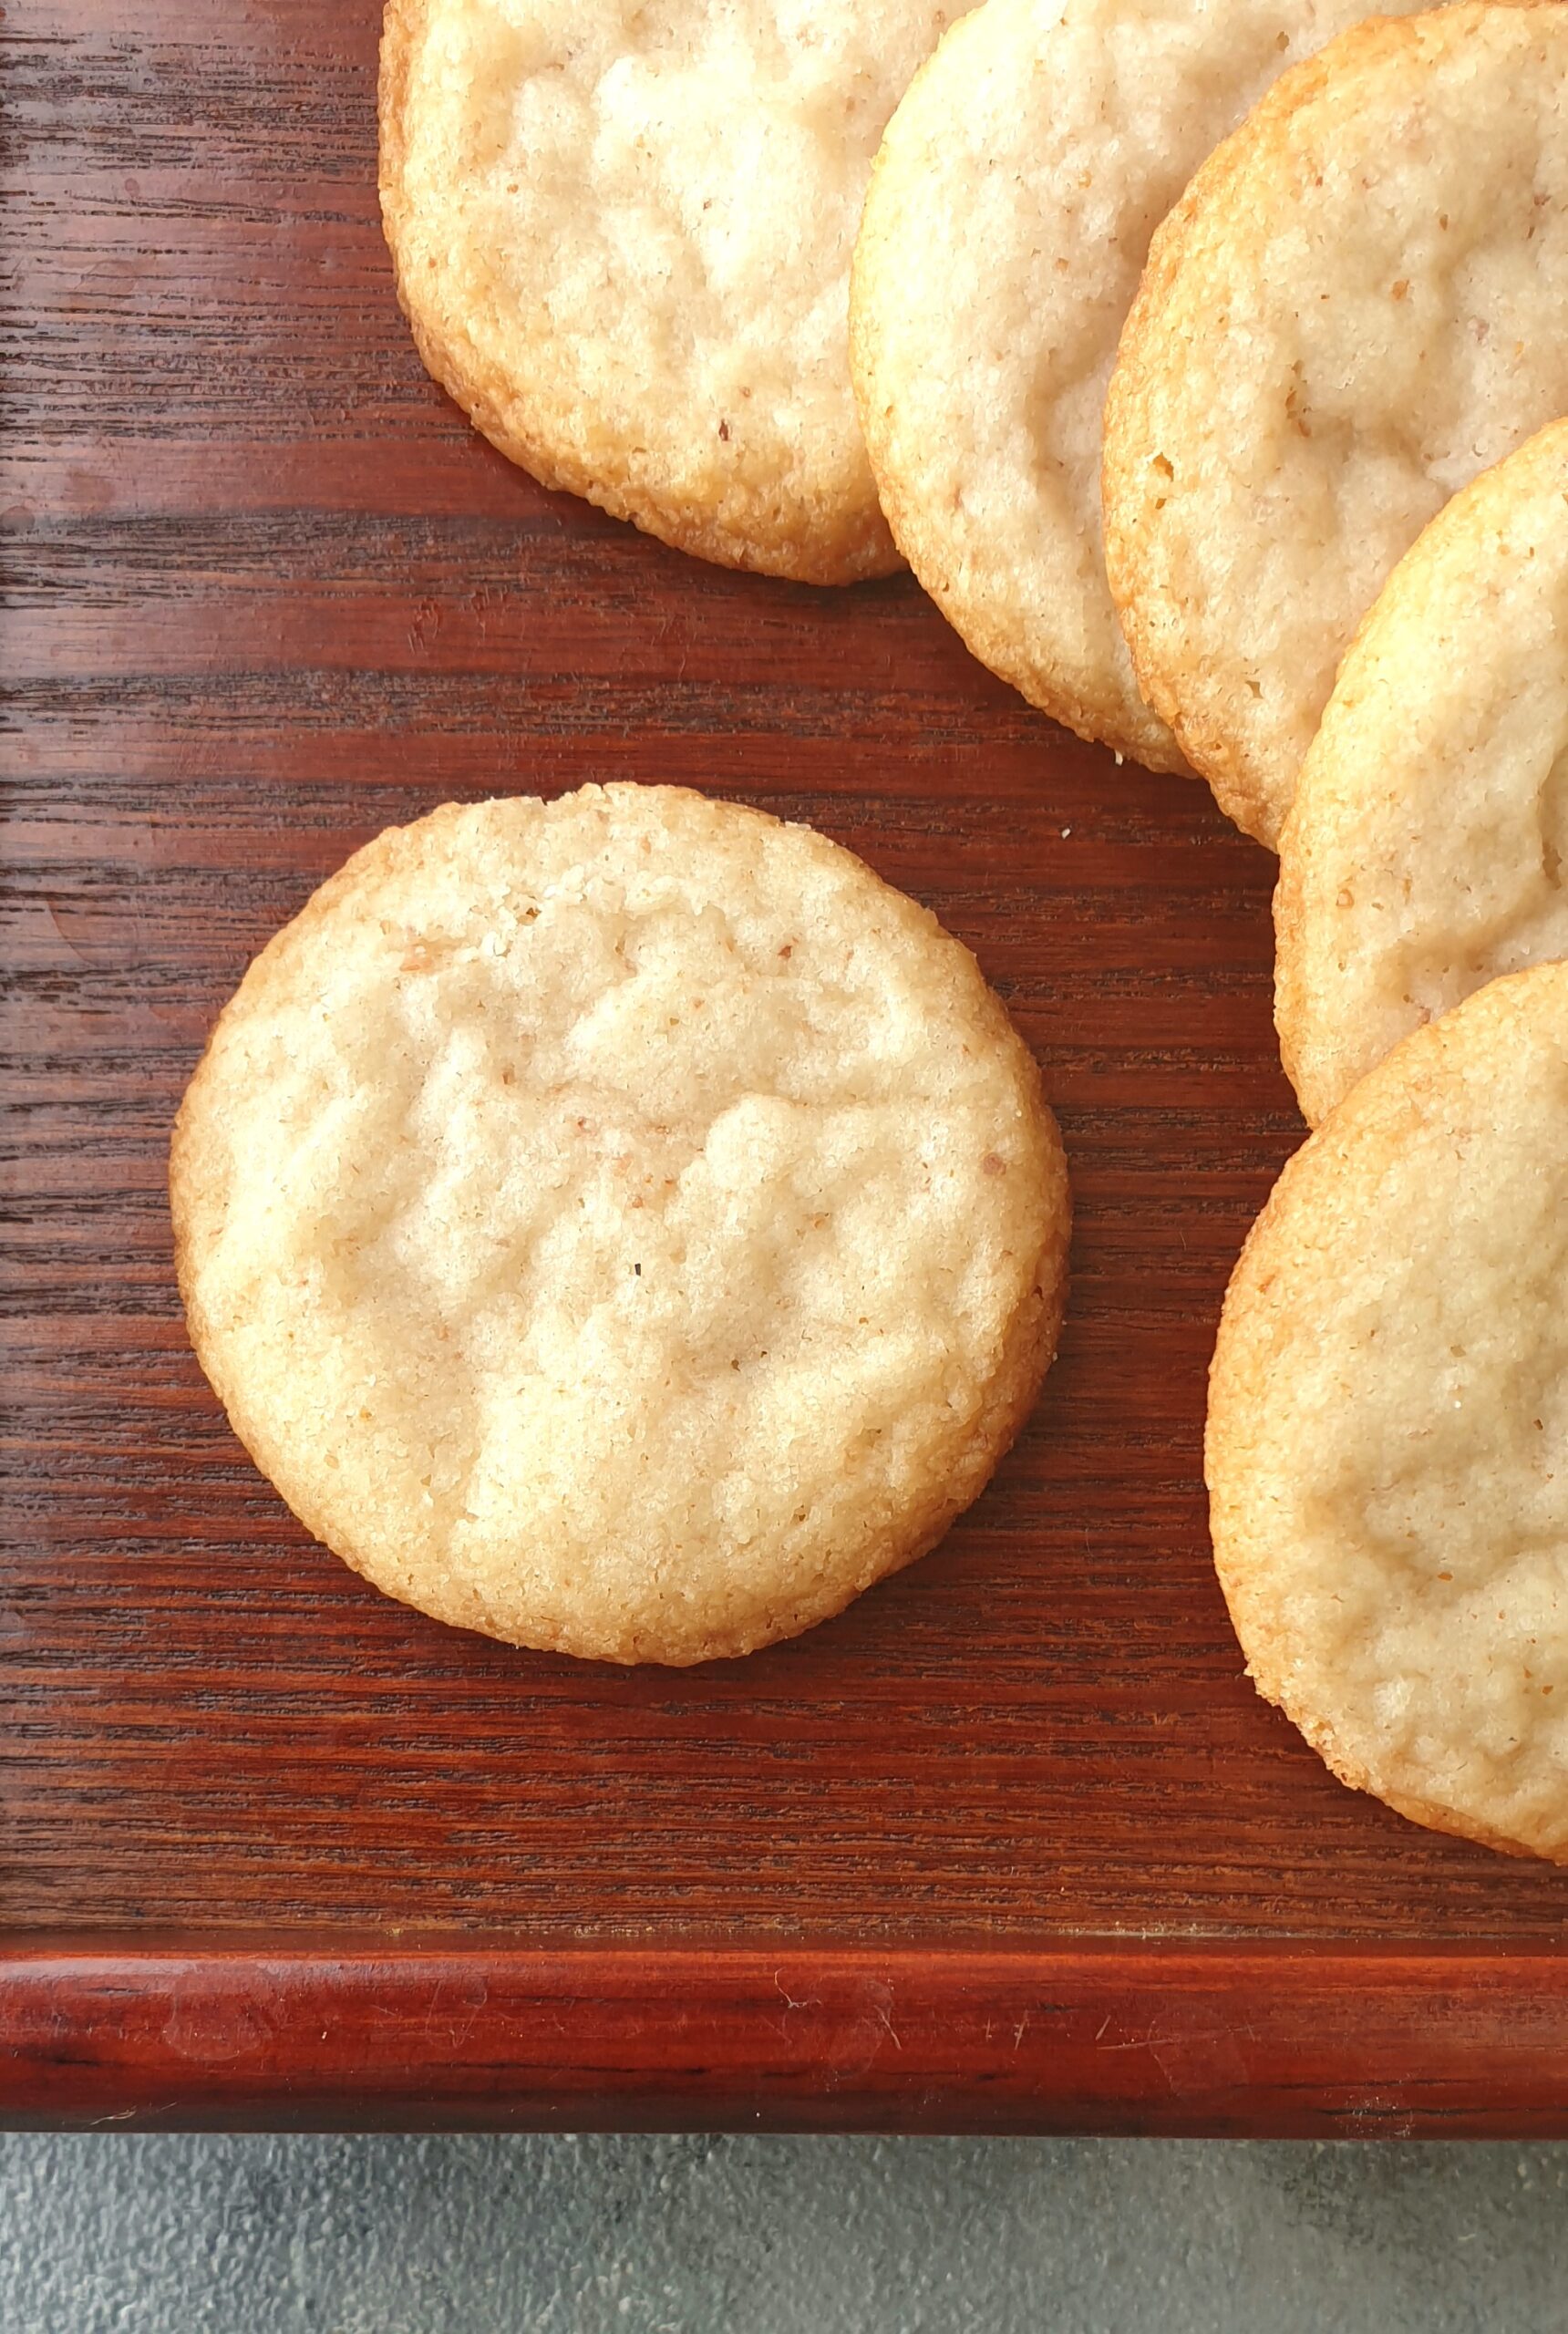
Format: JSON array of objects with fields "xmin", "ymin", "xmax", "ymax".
[
  {"xmin": 860, "ymin": 0, "xmax": 1568, "ymax": 1864},
  {"xmin": 175, "ymin": 0, "xmax": 1568, "ymax": 1860},
  {"xmin": 1094, "ymin": 2, "xmax": 1568, "ymax": 1867}
]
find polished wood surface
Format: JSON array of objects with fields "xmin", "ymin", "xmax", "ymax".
[
  {"xmin": 5, "ymin": 0, "xmax": 1568, "ymax": 2133},
  {"xmin": 10, "ymin": 1939, "xmax": 1568, "ymax": 2137}
]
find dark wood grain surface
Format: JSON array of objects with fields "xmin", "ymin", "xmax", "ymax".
[{"xmin": 5, "ymin": 0, "xmax": 1568, "ymax": 2133}]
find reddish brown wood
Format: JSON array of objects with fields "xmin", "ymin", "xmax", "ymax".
[
  {"xmin": 8, "ymin": 1938, "xmax": 1568, "ymax": 2138},
  {"xmin": 5, "ymin": 0, "xmax": 1568, "ymax": 2134}
]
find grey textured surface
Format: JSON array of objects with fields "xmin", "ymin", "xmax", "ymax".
[{"xmin": 3, "ymin": 2134, "xmax": 1566, "ymax": 2333}]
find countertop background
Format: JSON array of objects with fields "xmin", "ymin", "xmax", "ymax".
[{"xmin": 4, "ymin": 2133, "xmax": 1565, "ymax": 2332}]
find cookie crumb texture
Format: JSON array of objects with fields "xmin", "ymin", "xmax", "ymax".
[
  {"xmin": 380, "ymin": 0, "xmax": 971, "ymax": 584},
  {"xmin": 1103, "ymin": 1, "xmax": 1568, "ymax": 848},
  {"xmin": 1276, "ymin": 418, "xmax": 1568, "ymax": 1124},
  {"xmin": 170, "ymin": 786, "xmax": 1068, "ymax": 1665},
  {"xmin": 1207, "ymin": 965, "xmax": 1568, "ymax": 1861}
]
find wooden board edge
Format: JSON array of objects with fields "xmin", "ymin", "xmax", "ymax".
[{"xmin": 4, "ymin": 1936, "xmax": 1566, "ymax": 2136}]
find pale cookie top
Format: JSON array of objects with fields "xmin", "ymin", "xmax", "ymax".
[
  {"xmin": 1208, "ymin": 964, "xmax": 1568, "ymax": 1863},
  {"xmin": 1277, "ymin": 420, "xmax": 1568, "ymax": 1126},
  {"xmin": 380, "ymin": 0, "xmax": 974, "ymax": 584},
  {"xmin": 170, "ymin": 784, "xmax": 1069, "ymax": 1667},
  {"xmin": 852, "ymin": 0, "xmax": 1424, "ymax": 774},
  {"xmin": 1103, "ymin": 1, "xmax": 1568, "ymax": 849}
]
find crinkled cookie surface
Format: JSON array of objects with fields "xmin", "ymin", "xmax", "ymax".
[
  {"xmin": 381, "ymin": 0, "xmax": 975, "ymax": 581},
  {"xmin": 853, "ymin": 0, "xmax": 1432, "ymax": 770},
  {"xmin": 1277, "ymin": 419, "xmax": 1568, "ymax": 1123},
  {"xmin": 171, "ymin": 783, "xmax": 1069, "ymax": 1665},
  {"xmin": 1104, "ymin": 0, "xmax": 1568, "ymax": 845},
  {"xmin": 1208, "ymin": 964, "xmax": 1568, "ymax": 1860}
]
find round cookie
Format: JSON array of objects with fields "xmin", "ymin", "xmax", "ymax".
[
  {"xmin": 1103, "ymin": 1, "xmax": 1568, "ymax": 849},
  {"xmin": 851, "ymin": 0, "xmax": 1427, "ymax": 773},
  {"xmin": 1208, "ymin": 963, "xmax": 1568, "ymax": 1863},
  {"xmin": 1277, "ymin": 422, "xmax": 1568, "ymax": 1126},
  {"xmin": 170, "ymin": 783, "xmax": 1069, "ymax": 1667},
  {"xmin": 379, "ymin": 0, "xmax": 974, "ymax": 585}
]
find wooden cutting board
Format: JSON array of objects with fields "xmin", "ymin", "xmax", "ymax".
[{"xmin": 5, "ymin": 0, "xmax": 1568, "ymax": 2134}]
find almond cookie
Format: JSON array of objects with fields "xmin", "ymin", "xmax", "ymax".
[
  {"xmin": 851, "ymin": 0, "xmax": 1426, "ymax": 772},
  {"xmin": 170, "ymin": 784, "xmax": 1069, "ymax": 1666},
  {"xmin": 1208, "ymin": 964, "xmax": 1568, "ymax": 1862},
  {"xmin": 1103, "ymin": 1, "xmax": 1568, "ymax": 847},
  {"xmin": 1277, "ymin": 421, "xmax": 1568, "ymax": 1124},
  {"xmin": 380, "ymin": 1, "xmax": 974, "ymax": 584}
]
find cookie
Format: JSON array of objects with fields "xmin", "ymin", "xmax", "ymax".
[
  {"xmin": 1103, "ymin": 1, "xmax": 1568, "ymax": 848},
  {"xmin": 1208, "ymin": 963, "xmax": 1568, "ymax": 1862},
  {"xmin": 170, "ymin": 783, "xmax": 1069, "ymax": 1667},
  {"xmin": 379, "ymin": 0, "xmax": 973, "ymax": 585},
  {"xmin": 1276, "ymin": 421, "xmax": 1568, "ymax": 1126},
  {"xmin": 851, "ymin": 0, "xmax": 1423, "ymax": 774}
]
